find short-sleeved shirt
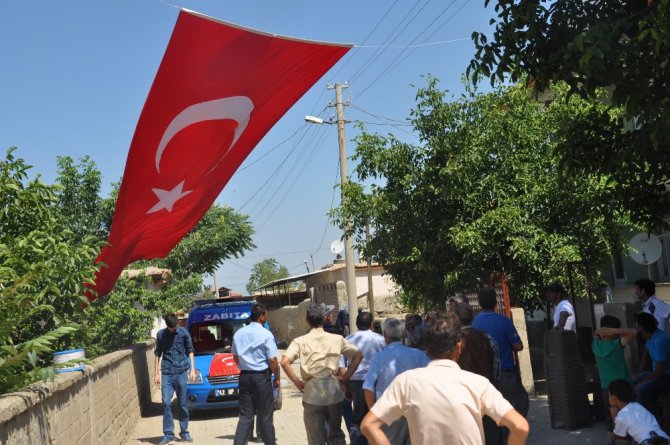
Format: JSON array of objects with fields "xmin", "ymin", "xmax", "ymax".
[
  {"xmin": 232, "ymin": 321, "xmax": 278, "ymax": 371},
  {"xmin": 284, "ymin": 327, "xmax": 358, "ymax": 380},
  {"xmin": 613, "ymin": 402, "xmax": 670, "ymax": 442},
  {"xmin": 370, "ymin": 359, "xmax": 513, "ymax": 445},
  {"xmin": 592, "ymin": 338, "xmax": 630, "ymax": 389},
  {"xmin": 552, "ymin": 299, "xmax": 576, "ymax": 332},
  {"xmin": 472, "ymin": 311, "xmax": 521, "ymax": 371},
  {"xmin": 363, "ymin": 342, "xmax": 429, "ymax": 400},
  {"xmin": 646, "ymin": 330, "xmax": 670, "ymax": 375},
  {"xmin": 155, "ymin": 327, "xmax": 194, "ymax": 375},
  {"xmin": 642, "ymin": 296, "xmax": 670, "ymax": 333},
  {"xmin": 339, "ymin": 329, "xmax": 385, "ymax": 381}
]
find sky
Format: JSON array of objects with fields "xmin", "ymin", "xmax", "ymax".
[{"xmin": 0, "ymin": 0, "xmax": 496, "ymax": 293}]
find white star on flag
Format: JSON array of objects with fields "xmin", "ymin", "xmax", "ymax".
[{"xmin": 146, "ymin": 180, "xmax": 193, "ymax": 214}]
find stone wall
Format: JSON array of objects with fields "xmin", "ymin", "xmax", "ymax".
[
  {"xmin": 0, "ymin": 340, "xmax": 155, "ymax": 445},
  {"xmin": 511, "ymin": 307, "xmax": 535, "ymax": 393},
  {"xmin": 266, "ymin": 299, "xmax": 312, "ymax": 344}
]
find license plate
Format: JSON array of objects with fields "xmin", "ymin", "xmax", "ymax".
[{"xmin": 215, "ymin": 388, "xmax": 238, "ymax": 397}]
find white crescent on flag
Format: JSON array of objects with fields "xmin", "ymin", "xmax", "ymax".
[{"xmin": 155, "ymin": 96, "xmax": 254, "ymax": 173}]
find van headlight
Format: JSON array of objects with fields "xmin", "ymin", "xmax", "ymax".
[{"xmin": 189, "ymin": 369, "xmax": 204, "ymax": 385}]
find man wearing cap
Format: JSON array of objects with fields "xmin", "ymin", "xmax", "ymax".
[
  {"xmin": 232, "ymin": 303, "xmax": 280, "ymax": 445},
  {"xmin": 363, "ymin": 318, "xmax": 429, "ymax": 445},
  {"xmin": 281, "ymin": 303, "xmax": 364, "ymax": 445}
]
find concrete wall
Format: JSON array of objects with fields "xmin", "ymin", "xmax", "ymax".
[
  {"xmin": 511, "ymin": 308, "xmax": 535, "ymax": 393},
  {"xmin": 266, "ymin": 299, "xmax": 312, "ymax": 343},
  {"xmin": 0, "ymin": 340, "xmax": 155, "ymax": 445}
]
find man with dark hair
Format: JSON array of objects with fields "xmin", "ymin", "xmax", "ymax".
[
  {"xmin": 363, "ymin": 318, "xmax": 429, "ymax": 445},
  {"xmin": 154, "ymin": 314, "xmax": 196, "ymax": 445},
  {"xmin": 454, "ymin": 301, "xmax": 504, "ymax": 445},
  {"xmin": 281, "ymin": 303, "xmax": 363, "ymax": 445},
  {"xmin": 636, "ymin": 278, "xmax": 670, "ymax": 333},
  {"xmin": 403, "ymin": 314, "xmax": 425, "ymax": 350},
  {"xmin": 361, "ymin": 314, "xmax": 529, "ymax": 445},
  {"xmin": 634, "ymin": 311, "xmax": 670, "ymax": 412},
  {"xmin": 608, "ymin": 379, "xmax": 670, "ymax": 444},
  {"xmin": 472, "ymin": 288, "xmax": 529, "ymax": 422},
  {"xmin": 339, "ymin": 312, "xmax": 385, "ymax": 445},
  {"xmin": 546, "ymin": 283, "xmax": 576, "ymax": 331},
  {"xmin": 232, "ymin": 303, "xmax": 279, "ymax": 445}
]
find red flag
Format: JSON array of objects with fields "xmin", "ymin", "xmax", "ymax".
[{"xmin": 90, "ymin": 9, "xmax": 351, "ymax": 300}]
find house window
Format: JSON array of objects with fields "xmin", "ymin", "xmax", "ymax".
[{"xmin": 656, "ymin": 235, "xmax": 670, "ymax": 282}]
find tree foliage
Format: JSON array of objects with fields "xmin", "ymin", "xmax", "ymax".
[
  {"xmin": 246, "ymin": 258, "xmax": 290, "ymax": 294},
  {"xmin": 158, "ymin": 204, "xmax": 255, "ymax": 280},
  {"xmin": 468, "ymin": 0, "xmax": 670, "ymax": 228},
  {"xmin": 0, "ymin": 148, "xmax": 101, "ymax": 392},
  {"xmin": 55, "ymin": 156, "xmax": 106, "ymax": 242},
  {"xmin": 333, "ymin": 80, "xmax": 631, "ymax": 311}
]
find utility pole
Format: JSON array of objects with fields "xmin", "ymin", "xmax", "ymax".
[
  {"xmin": 329, "ymin": 81, "xmax": 358, "ymax": 334},
  {"xmin": 213, "ymin": 273, "xmax": 219, "ymax": 298},
  {"xmin": 366, "ymin": 222, "xmax": 374, "ymax": 315}
]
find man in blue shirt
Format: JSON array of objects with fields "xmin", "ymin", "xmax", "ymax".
[
  {"xmin": 634, "ymin": 311, "xmax": 670, "ymax": 413},
  {"xmin": 363, "ymin": 318, "xmax": 429, "ymax": 444},
  {"xmin": 154, "ymin": 314, "xmax": 196, "ymax": 445},
  {"xmin": 340, "ymin": 312, "xmax": 386, "ymax": 445},
  {"xmin": 472, "ymin": 288, "xmax": 529, "ymax": 419},
  {"xmin": 232, "ymin": 303, "xmax": 280, "ymax": 445}
]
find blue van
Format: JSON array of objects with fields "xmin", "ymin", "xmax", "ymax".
[{"xmin": 185, "ymin": 298, "xmax": 282, "ymax": 411}]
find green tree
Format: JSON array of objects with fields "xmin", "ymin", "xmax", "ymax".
[
  {"xmin": 158, "ymin": 204, "xmax": 255, "ymax": 280},
  {"xmin": 83, "ymin": 277, "xmax": 155, "ymax": 357},
  {"xmin": 0, "ymin": 148, "xmax": 101, "ymax": 393},
  {"xmin": 54, "ymin": 156, "xmax": 106, "ymax": 242},
  {"xmin": 333, "ymin": 80, "xmax": 631, "ymax": 311},
  {"xmin": 246, "ymin": 258, "xmax": 290, "ymax": 294},
  {"xmin": 468, "ymin": 0, "xmax": 670, "ymax": 228}
]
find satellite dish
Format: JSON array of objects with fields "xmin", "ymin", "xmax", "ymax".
[
  {"xmin": 330, "ymin": 240, "xmax": 344, "ymax": 255},
  {"xmin": 628, "ymin": 233, "xmax": 662, "ymax": 265}
]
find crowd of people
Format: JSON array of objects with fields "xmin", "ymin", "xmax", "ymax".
[{"xmin": 151, "ymin": 277, "xmax": 670, "ymax": 445}]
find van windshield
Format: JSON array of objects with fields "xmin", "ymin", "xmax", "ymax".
[{"xmin": 189, "ymin": 320, "xmax": 246, "ymax": 355}]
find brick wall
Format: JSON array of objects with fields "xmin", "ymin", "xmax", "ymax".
[{"xmin": 0, "ymin": 340, "xmax": 155, "ymax": 445}]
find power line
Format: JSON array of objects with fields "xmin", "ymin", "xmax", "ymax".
[
  {"xmin": 326, "ymin": 0, "xmax": 400, "ymax": 83},
  {"xmin": 242, "ymin": 247, "xmax": 331, "ymax": 259},
  {"xmin": 351, "ymin": 104, "xmax": 411, "ymax": 124},
  {"xmin": 311, "ymin": 158, "xmax": 341, "ymax": 256},
  {"xmin": 237, "ymin": 123, "xmax": 316, "ymax": 212},
  {"xmin": 354, "ymin": 0, "xmax": 470, "ymax": 99},
  {"xmin": 349, "ymin": 0, "xmax": 429, "ymax": 85},
  {"xmin": 355, "ymin": 37, "xmax": 470, "ymax": 48},
  {"xmin": 254, "ymin": 125, "xmax": 331, "ymax": 232},
  {"xmin": 248, "ymin": 123, "xmax": 327, "ymax": 222},
  {"xmin": 236, "ymin": 124, "xmax": 308, "ymax": 173}
]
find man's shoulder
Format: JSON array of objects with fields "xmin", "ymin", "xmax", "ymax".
[{"xmin": 558, "ymin": 299, "xmax": 575, "ymax": 310}]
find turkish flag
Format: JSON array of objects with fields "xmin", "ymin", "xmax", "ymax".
[{"xmin": 90, "ymin": 9, "xmax": 350, "ymax": 300}]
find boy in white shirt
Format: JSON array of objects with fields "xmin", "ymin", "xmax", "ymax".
[{"xmin": 608, "ymin": 379, "xmax": 670, "ymax": 445}]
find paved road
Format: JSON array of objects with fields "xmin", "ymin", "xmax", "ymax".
[{"xmin": 125, "ymin": 381, "xmax": 608, "ymax": 445}]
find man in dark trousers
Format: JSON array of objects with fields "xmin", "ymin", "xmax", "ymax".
[
  {"xmin": 154, "ymin": 314, "xmax": 196, "ymax": 445},
  {"xmin": 472, "ymin": 288, "xmax": 529, "ymax": 422},
  {"xmin": 232, "ymin": 303, "xmax": 280, "ymax": 445}
]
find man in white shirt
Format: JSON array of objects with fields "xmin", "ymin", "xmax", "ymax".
[
  {"xmin": 636, "ymin": 278, "xmax": 670, "ymax": 333},
  {"xmin": 546, "ymin": 283, "xmax": 576, "ymax": 332},
  {"xmin": 361, "ymin": 314, "xmax": 529, "ymax": 445},
  {"xmin": 340, "ymin": 312, "xmax": 385, "ymax": 445}
]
